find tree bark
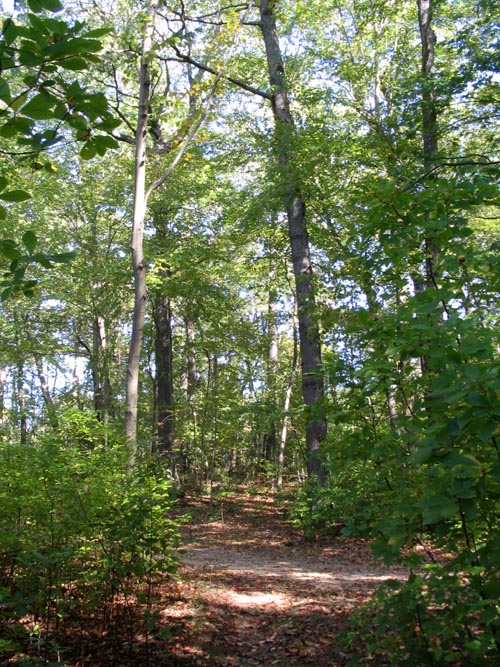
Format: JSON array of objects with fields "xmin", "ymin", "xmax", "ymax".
[
  {"xmin": 277, "ymin": 306, "xmax": 299, "ymax": 490},
  {"xmin": 16, "ymin": 363, "xmax": 27, "ymax": 446},
  {"xmin": 259, "ymin": 0, "xmax": 327, "ymax": 484},
  {"xmin": 416, "ymin": 0, "xmax": 440, "ymax": 375},
  {"xmin": 264, "ymin": 253, "xmax": 278, "ymax": 462},
  {"xmin": 417, "ymin": 0, "xmax": 438, "ymax": 168},
  {"xmin": 153, "ymin": 291, "xmax": 175, "ymax": 466},
  {"xmin": 125, "ymin": 0, "xmax": 159, "ymax": 458}
]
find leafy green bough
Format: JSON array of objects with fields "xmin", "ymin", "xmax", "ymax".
[{"xmin": 0, "ymin": 0, "xmax": 120, "ymax": 297}]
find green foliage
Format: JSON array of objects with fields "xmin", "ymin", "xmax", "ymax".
[
  {"xmin": 0, "ymin": 1, "xmax": 120, "ymax": 299},
  {"xmin": 0, "ymin": 230, "xmax": 75, "ymax": 300},
  {"xmin": 0, "ymin": 435, "xmax": 179, "ymax": 663}
]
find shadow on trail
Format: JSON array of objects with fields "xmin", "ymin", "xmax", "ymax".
[{"xmin": 163, "ymin": 492, "xmax": 407, "ymax": 667}]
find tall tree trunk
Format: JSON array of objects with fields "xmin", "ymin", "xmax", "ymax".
[
  {"xmin": 125, "ymin": 0, "xmax": 158, "ymax": 459},
  {"xmin": 417, "ymin": 0, "xmax": 438, "ymax": 169},
  {"xmin": 0, "ymin": 366, "xmax": 5, "ymax": 432},
  {"xmin": 16, "ymin": 363, "xmax": 27, "ymax": 446},
  {"xmin": 277, "ymin": 307, "xmax": 299, "ymax": 490},
  {"xmin": 153, "ymin": 291, "xmax": 175, "ymax": 468},
  {"xmin": 417, "ymin": 0, "xmax": 440, "ymax": 376},
  {"xmin": 264, "ymin": 254, "xmax": 278, "ymax": 462},
  {"xmin": 185, "ymin": 315, "xmax": 198, "ymax": 472},
  {"xmin": 92, "ymin": 313, "xmax": 109, "ymax": 421},
  {"xmin": 259, "ymin": 0, "xmax": 327, "ymax": 484},
  {"xmin": 33, "ymin": 354, "xmax": 58, "ymax": 431}
]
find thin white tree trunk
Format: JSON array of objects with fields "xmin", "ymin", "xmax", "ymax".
[{"xmin": 125, "ymin": 1, "xmax": 159, "ymax": 459}]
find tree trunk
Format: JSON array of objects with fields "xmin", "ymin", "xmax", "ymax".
[
  {"xmin": 259, "ymin": 0, "xmax": 327, "ymax": 484},
  {"xmin": 264, "ymin": 254, "xmax": 279, "ymax": 462},
  {"xmin": 153, "ymin": 291, "xmax": 175, "ymax": 467},
  {"xmin": 417, "ymin": 0, "xmax": 440, "ymax": 376},
  {"xmin": 125, "ymin": 0, "xmax": 158, "ymax": 459},
  {"xmin": 92, "ymin": 313, "xmax": 109, "ymax": 421},
  {"xmin": 277, "ymin": 307, "xmax": 299, "ymax": 490},
  {"xmin": 0, "ymin": 367, "xmax": 5, "ymax": 432},
  {"xmin": 185, "ymin": 315, "xmax": 198, "ymax": 472},
  {"xmin": 417, "ymin": 0, "xmax": 438, "ymax": 168},
  {"xmin": 16, "ymin": 363, "xmax": 27, "ymax": 446}
]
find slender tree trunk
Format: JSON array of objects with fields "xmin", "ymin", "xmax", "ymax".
[
  {"xmin": 416, "ymin": 0, "xmax": 440, "ymax": 376},
  {"xmin": 185, "ymin": 316, "xmax": 198, "ymax": 473},
  {"xmin": 277, "ymin": 308, "xmax": 299, "ymax": 490},
  {"xmin": 417, "ymin": 0, "xmax": 438, "ymax": 169},
  {"xmin": 259, "ymin": 0, "xmax": 327, "ymax": 484},
  {"xmin": 16, "ymin": 363, "xmax": 27, "ymax": 446},
  {"xmin": 264, "ymin": 254, "xmax": 279, "ymax": 462},
  {"xmin": 33, "ymin": 354, "xmax": 58, "ymax": 431},
  {"xmin": 92, "ymin": 313, "xmax": 108, "ymax": 420},
  {"xmin": 0, "ymin": 367, "xmax": 5, "ymax": 432},
  {"xmin": 153, "ymin": 291, "xmax": 175, "ymax": 468},
  {"xmin": 125, "ymin": 0, "xmax": 158, "ymax": 458}
]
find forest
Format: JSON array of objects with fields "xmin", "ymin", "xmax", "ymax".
[{"xmin": 0, "ymin": 0, "xmax": 499, "ymax": 664}]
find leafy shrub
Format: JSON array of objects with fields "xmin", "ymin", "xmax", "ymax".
[{"xmin": 0, "ymin": 435, "xmax": 179, "ymax": 663}]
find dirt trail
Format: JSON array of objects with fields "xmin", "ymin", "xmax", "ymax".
[{"xmin": 160, "ymin": 492, "xmax": 407, "ymax": 667}]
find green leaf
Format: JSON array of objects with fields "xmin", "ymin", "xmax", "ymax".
[
  {"xmin": 50, "ymin": 251, "xmax": 75, "ymax": 263},
  {"xmin": 0, "ymin": 190, "xmax": 31, "ymax": 203},
  {"xmin": 441, "ymin": 451, "xmax": 480, "ymax": 468},
  {"xmin": 43, "ymin": 37, "xmax": 102, "ymax": 59},
  {"xmin": 27, "ymin": 0, "xmax": 63, "ymax": 11},
  {"xmin": 20, "ymin": 92, "xmax": 59, "ymax": 120},
  {"xmin": 0, "ymin": 117, "xmax": 34, "ymax": 138},
  {"xmin": 0, "ymin": 78, "xmax": 11, "ymax": 104},
  {"xmin": 478, "ymin": 419, "xmax": 497, "ymax": 442},
  {"xmin": 420, "ymin": 495, "xmax": 459, "ymax": 524},
  {"xmin": 22, "ymin": 279, "xmax": 39, "ymax": 296},
  {"xmin": 93, "ymin": 134, "xmax": 119, "ymax": 155},
  {"xmin": 22, "ymin": 231, "xmax": 37, "ymax": 254},
  {"xmin": 79, "ymin": 143, "xmax": 96, "ymax": 160},
  {"xmin": 59, "ymin": 57, "xmax": 88, "ymax": 71},
  {"xmin": 81, "ymin": 27, "xmax": 111, "ymax": 38},
  {"xmin": 0, "ymin": 240, "xmax": 21, "ymax": 260},
  {"xmin": 1, "ymin": 286, "xmax": 13, "ymax": 301}
]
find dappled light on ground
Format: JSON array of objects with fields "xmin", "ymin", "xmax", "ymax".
[{"xmin": 159, "ymin": 492, "xmax": 408, "ymax": 666}]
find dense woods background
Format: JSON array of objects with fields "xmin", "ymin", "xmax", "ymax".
[{"xmin": 0, "ymin": 0, "xmax": 499, "ymax": 664}]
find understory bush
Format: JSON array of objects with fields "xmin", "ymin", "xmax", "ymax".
[
  {"xmin": 0, "ymin": 435, "xmax": 179, "ymax": 664},
  {"xmin": 293, "ymin": 293, "xmax": 500, "ymax": 664}
]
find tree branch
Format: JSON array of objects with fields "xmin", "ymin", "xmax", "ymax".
[{"xmin": 167, "ymin": 45, "xmax": 271, "ymax": 100}]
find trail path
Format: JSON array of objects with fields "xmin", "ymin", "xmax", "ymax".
[{"xmin": 161, "ymin": 492, "xmax": 407, "ymax": 667}]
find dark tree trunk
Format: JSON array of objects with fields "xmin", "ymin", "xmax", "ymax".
[
  {"xmin": 153, "ymin": 292, "xmax": 175, "ymax": 466},
  {"xmin": 259, "ymin": 0, "xmax": 327, "ymax": 483},
  {"xmin": 417, "ymin": 0, "xmax": 440, "ymax": 376},
  {"xmin": 417, "ymin": 0, "xmax": 438, "ymax": 168}
]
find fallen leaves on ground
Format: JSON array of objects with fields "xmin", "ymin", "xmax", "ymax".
[{"xmin": 156, "ymin": 490, "xmax": 407, "ymax": 667}]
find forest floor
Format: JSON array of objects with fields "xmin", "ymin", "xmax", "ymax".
[
  {"xmin": 5, "ymin": 489, "xmax": 410, "ymax": 667},
  {"xmin": 157, "ymin": 489, "xmax": 409, "ymax": 667}
]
